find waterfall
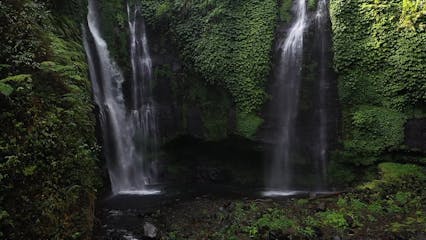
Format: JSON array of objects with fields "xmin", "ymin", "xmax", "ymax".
[
  {"xmin": 126, "ymin": 1, "xmax": 159, "ymax": 188},
  {"xmin": 266, "ymin": 0, "xmax": 307, "ymax": 193},
  {"xmin": 314, "ymin": 0, "xmax": 330, "ymax": 189},
  {"xmin": 264, "ymin": 0, "xmax": 335, "ymax": 195},
  {"xmin": 84, "ymin": 0, "xmax": 159, "ymax": 195},
  {"xmin": 128, "ymin": 3, "xmax": 153, "ymax": 109}
]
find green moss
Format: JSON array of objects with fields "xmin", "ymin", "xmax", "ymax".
[
  {"xmin": 328, "ymin": 160, "xmax": 357, "ymax": 186},
  {"xmin": 142, "ymin": 0, "xmax": 277, "ymax": 113},
  {"xmin": 279, "ymin": 0, "xmax": 293, "ymax": 22},
  {"xmin": 203, "ymin": 112, "xmax": 229, "ymax": 140},
  {"xmin": 98, "ymin": 0, "xmax": 129, "ymax": 75},
  {"xmin": 400, "ymin": 0, "xmax": 426, "ymax": 30},
  {"xmin": 308, "ymin": 0, "xmax": 317, "ymax": 11},
  {"xmin": 329, "ymin": 0, "xmax": 426, "ymax": 178},
  {"xmin": 317, "ymin": 211, "xmax": 348, "ymax": 232},
  {"xmin": 171, "ymin": 72, "xmax": 232, "ymax": 140},
  {"xmin": 236, "ymin": 112, "xmax": 263, "ymax": 139},
  {"xmin": 379, "ymin": 162, "xmax": 426, "ymax": 182},
  {"xmin": 0, "ymin": 82, "xmax": 13, "ymax": 96},
  {"xmin": 331, "ymin": 0, "xmax": 425, "ymax": 110},
  {"xmin": 200, "ymin": 89, "xmax": 231, "ymax": 141},
  {"xmin": 331, "ymin": 106, "xmax": 407, "ymax": 174},
  {"xmin": 360, "ymin": 162, "xmax": 426, "ymax": 191},
  {"xmin": 137, "ymin": 0, "xmax": 278, "ymax": 139}
]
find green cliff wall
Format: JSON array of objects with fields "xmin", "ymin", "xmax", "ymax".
[
  {"xmin": 0, "ymin": 1, "xmax": 101, "ymax": 239},
  {"xmin": 330, "ymin": 0, "xmax": 426, "ymax": 184},
  {"xmin": 139, "ymin": 0, "xmax": 278, "ymax": 139}
]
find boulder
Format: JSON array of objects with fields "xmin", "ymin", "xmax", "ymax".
[{"xmin": 143, "ymin": 222, "xmax": 158, "ymax": 239}]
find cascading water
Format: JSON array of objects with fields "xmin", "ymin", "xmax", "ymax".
[
  {"xmin": 128, "ymin": 3, "xmax": 153, "ymax": 110},
  {"xmin": 266, "ymin": 0, "xmax": 307, "ymax": 195},
  {"xmin": 314, "ymin": 0, "xmax": 330, "ymax": 189},
  {"xmin": 127, "ymin": 2, "xmax": 159, "ymax": 187},
  {"xmin": 84, "ymin": 0, "xmax": 159, "ymax": 195},
  {"xmin": 264, "ymin": 0, "xmax": 337, "ymax": 195}
]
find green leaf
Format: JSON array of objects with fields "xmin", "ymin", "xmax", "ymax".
[
  {"xmin": 0, "ymin": 82, "xmax": 13, "ymax": 96},
  {"xmin": 23, "ymin": 165, "xmax": 37, "ymax": 176},
  {"xmin": 1, "ymin": 74, "xmax": 32, "ymax": 83}
]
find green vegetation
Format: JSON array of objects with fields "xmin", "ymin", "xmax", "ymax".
[
  {"xmin": 98, "ymin": 0, "xmax": 130, "ymax": 76},
  {"xmin": 1, "ymin": 0, "xmax": 425, "ymax": 238},
  {"xmin": 308, "ymin": 0, "xmax": 318, "ymax": 11},
  {"xmin": 95, "ymin": 0, "xmax": 284, "ymax": 139},
  {"xmin": 142, "ymin": 0, "xmax": 278, "ymax": 112},
  {"xmin": 340, "ymin": 106, "xmax": 406, "ymax": 166},
  {"xmin": 156, "ymin": 163, "xmax": 426, "ymax": 239},
  {"xmin": 236, "ymin": 112, "xmax": 264, "ymax": 139},
  {"xmin": 138, "ymin": 0, "xmax": 279, "ymax": 138},
  {"xmin": 0, "ymin": 0, "xmax": 101, "ymax": 239},
  {"xmin": 279, "ymin": 0, "xmax": 294, "ymax": 22},
  {"xmin": 185, "ymin": 77, "xmax": 232, "ymax": 140},
  {"xmin": 329, "ymin": 0, "xmax": 426, "ymax": 184}
]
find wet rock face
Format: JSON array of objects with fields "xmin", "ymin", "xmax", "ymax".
[
  {"xmin": 196, "ymin": 165, "xmax": 230, "ymax": 183},
  {"xmin": 268, "ymin": 231, "xmax": 289, "ymax": 240},
  {"xmin": 143, "ymin": 222, "xmax": 158, "ymax": 239},
  {"xmin": 405, "ymin": 118, "xmax": 426, "ymax": 151},
  {"xmin": 94, "ymin": 207, "xmax": 162, "ymax": 240},
  {"xmin": 161, "ymin": 136, "xmax": 264, "ymax": 186}
]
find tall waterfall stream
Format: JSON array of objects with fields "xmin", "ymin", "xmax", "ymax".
[
  {"xmin": 266, "ymin": 0, "xmax": 308, "ymax": 195},
  {"xmin": 265, "ymin": 0, "xmax": 334, "ymax": 195},
  {"xmin": 84, "ymin": 0, "xmax": 159, "ymax": 195}
]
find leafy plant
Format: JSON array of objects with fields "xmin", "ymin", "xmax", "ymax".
[
  {"xmin": 0, "ymin": 1, "xmax": 101, "ymax": 239},
  {"xmin": 329, "ymin": 0, "xmax": 426, "ymax": 181}
]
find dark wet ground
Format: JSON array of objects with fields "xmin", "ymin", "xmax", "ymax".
[{"xmin": 93, "ymin": 184, "xmax": 334, "ymax": 240}]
